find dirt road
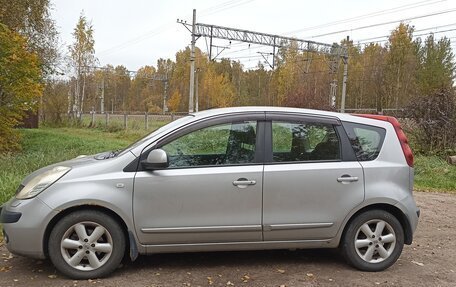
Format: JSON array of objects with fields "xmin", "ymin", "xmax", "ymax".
[{"xmin": 1, "ymin": 191, "xmax": 455, "ymax": 287}]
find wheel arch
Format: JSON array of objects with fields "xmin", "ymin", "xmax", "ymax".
[
  {"xmin": 340, "ymin": 203, "xmax": 413, "ymax": 246},
  {"xmin": 43, "ymin": 205, "xmax": 132, "ymax": 259}
]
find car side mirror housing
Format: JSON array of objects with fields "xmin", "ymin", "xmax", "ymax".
[{"xmin": 142, "ymin": 149, "xmax": 169, "ymax": 170}]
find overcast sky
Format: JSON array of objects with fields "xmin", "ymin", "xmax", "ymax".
[{"xmin": 51, "ymin": 0, "xmax": 456, "ymax": 71}]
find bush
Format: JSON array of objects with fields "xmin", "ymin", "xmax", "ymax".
[
  {"xmin": 0, "ymin": 24, "xmax": 43, "ymax": 153},
  {"xmin": 405, "ymin": 89, "xmax": 456, "ymax": 155}
]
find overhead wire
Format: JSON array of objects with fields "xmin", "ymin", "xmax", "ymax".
[
  {"xmin": 97, "ymin": 0, "xmax": 253, "ymax": 57},
  {"xmin": 304, "ymin": 8, "xmax": 456, "ymax": 39},
  {"xmin": 285, "ymin": 0, "xmax": 444, "ymax": 35},
  {"xmin": 355, "ymin": 22, "xmax": 456, "ymax": 43}
]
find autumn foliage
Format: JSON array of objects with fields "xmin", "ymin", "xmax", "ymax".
[{"xmin": 0, "ymin": 24, "xmax": 43, "ymax": 152}]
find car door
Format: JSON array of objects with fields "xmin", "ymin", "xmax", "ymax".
[
  {"xmin": 133, "ymin": 114, "xmax": 265, "ymax": 245},
  {"xmin": 262, "ymin": 113, "xmax": 364, "ymax": 241}
]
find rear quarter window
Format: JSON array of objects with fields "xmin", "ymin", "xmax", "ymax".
[{"xmin": 342, "ymin": 122, "xmax": 386, "ymax": 161}]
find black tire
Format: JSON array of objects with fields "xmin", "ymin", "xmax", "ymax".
[
  {"xmin": 341, "ymin": 209, "xmax": 404, "ymax": 271},
  {"xmin": 48, "ymin": 210, "xmax": 126, "ymax": 279}
]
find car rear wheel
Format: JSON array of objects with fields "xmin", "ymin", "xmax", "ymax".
[
  {"xmin": 48, "ymin": 210, "xmax": 126, "ymax": 279},
  {"xmin": 341, "ymin": 209, "xmax": 404, "ymax": 271}
]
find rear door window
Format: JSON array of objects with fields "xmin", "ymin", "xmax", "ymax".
[
  {"xmin": 271, "ymin": 121, "xmax": 340, "ymax": 162},
  {"xmin": 342, "ymin": 122, "xmax": 386, "ymax": 161}
]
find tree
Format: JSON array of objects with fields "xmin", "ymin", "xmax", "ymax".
[
  {"xmin": 201, "ymin": 65, "xmax": 235, "ymax": 108},
  {"xmin": 384, "ymin": 23, "xmax": 419, "ymax": 109},
  {"xmin": 0, "ymin": 0, "xmax": 59, "ymax": 76},
  {"xmin": 42, "ymin": 80, "xmax": 69, "ymax": 124},
  {"xmin": 359, "ymin": 43, "xmax": 387, "ymax": 111},
  {"xmin": 0, "ymin": 24, "xmax": 43, "ymax": 152},
  {"xmin": 167, "ymin": 90, "xmax": 181, "ymax": 112},
  {"xmin": 416, "ymin": 35, "xmax": 455, "ymax": 95},
  {"xmin": 406, "ymin": 89, "xmax": 456, "ymax": 154},
  {"xmin": 69, "ymin": 12, "xmax": 96, "ymax": 116}
]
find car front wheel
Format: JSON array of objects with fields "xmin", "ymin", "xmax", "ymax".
[
  {"xmin": 341, "ymin": 209, "xmax": 404, "ymax": 271},
  {"xmin": 48, "ymin": 210, "xmax": 126, "ymax": 279}
]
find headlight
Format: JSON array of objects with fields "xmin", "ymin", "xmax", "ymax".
[{"xmin": 16, "ymin": 166, "xmax": 71, "ymax": 199}]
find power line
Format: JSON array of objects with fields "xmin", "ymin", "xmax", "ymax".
[
  {"xmin": 305, "ymin": 8, "xmax": 456, "ymax": 39},
  {"xmin": 356, "ymin": 22, "xmax": 456, "ymax": 43},
  {"xmin": 286, "ymin": 0, "xmax": 444, "ymax": 35},
  {"xmin": 97, "ymin": 0, "xmax": 252, "ymax": 57}
]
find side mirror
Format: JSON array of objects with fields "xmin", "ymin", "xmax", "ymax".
[{"xmin": 141, "ymin": 149, "xmax": 169, "ymax": 170}]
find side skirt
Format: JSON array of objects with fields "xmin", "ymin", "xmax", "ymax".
[{"xmin": 143, "ymin": 239, "xmax": 338, "ymax": 254}]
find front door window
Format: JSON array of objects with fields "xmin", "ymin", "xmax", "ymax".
[{"xmin": 161, "ymin": 121, "xmax": 257, "ymax": 167}]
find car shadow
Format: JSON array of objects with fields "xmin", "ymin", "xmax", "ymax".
[{"xmin": 118, "ymin": 248, "xmax": 347, "ymax": 272}]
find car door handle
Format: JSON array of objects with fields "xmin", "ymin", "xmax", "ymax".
[
  {"xmin": 233, "ymin": 178, "xmax": 256, "ymax": 187},
  {"xmin": 337, "ymin": 176, "xmax": 359, "ymax": 183}
]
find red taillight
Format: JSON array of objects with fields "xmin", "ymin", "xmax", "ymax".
[{"xmin": 354, "ymin": 114, "xmax": 414, "ymax": 167}]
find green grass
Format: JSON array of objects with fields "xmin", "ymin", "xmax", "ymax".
[
  {"xmin": 0, "ymin": 127, "xmax": 151, "ymax": 204},
  {"xmin": 414, "ymin": 155, "xmax": 456, "ymax": 192}
]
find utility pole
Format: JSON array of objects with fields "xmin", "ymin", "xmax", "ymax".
[
  {"xmin": 195, "ymin": 68, "xmax": 200, "ymax": 112},
  {"xmin": 209, "ymin": 26, "xmax": 213, "ymax": 60},
  {"xmin": 163, "ymin": 80, "xmax": 168, "ymax": 113},
  {"xmin": 340, "ymin": 36, "xmax": 349, "ymax": 113},
  {"xmin": 189, "ymin": 9, "xmax": 196, "ymax": 113},
  {"xmin": 100, "ymin": 77, "xmax": 105, "ymax": 113}
]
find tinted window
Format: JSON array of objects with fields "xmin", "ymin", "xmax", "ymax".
[
  {"xmin": 272, "ymin": 121, "xmax": 340, "ymax": 162},
  {"xmin": 161, "ymin": 121, "xmax": 257, "ymax": 167},
  {"xmin": 342, "ymin": 122, "xmax": 386, "ymax": 161}
]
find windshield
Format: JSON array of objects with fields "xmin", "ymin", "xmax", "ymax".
[{"xmin": 117, "ymin": 115, "xmax": 194, "ymax": 157}]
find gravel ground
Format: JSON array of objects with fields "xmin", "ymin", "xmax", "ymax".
[{"xmin": 1, "ymin": 191, "xmax": 455, "ymax": 287}]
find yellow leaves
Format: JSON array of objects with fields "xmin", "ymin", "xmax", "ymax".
[
  {"xmin": 201, "ymin": 65, "xmax": 235, "ymax": 108},
  {"xmin": 0, "ymin": 24, "xmax": 43, "ymax": 153},
  {"xmin": 168, "ymin": 90, "xmax": 182, "ymax": 112}
]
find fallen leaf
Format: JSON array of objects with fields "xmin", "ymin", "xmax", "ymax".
[
  {"xmin": 242, "ymin": 274, "xmax": 250, "ymax": 282},
  {"xmin": 207, "ymin": 276, "xmax": 213, "ymax": 285},
  {"xmin": 277, "ymin": 269, "xmax": 286, "ymax": 274},
  {"xmin": 0, "ymin": 266, "xmax": 12, "ymax": 272},
  {"xmin": 226, "ymin": 281, "xmax": 234, "ymax": 286},
  {"xmin": 411, "ymin": 260, "xmax": 424, "ymax": 266}
]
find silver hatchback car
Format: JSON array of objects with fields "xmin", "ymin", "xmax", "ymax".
[{"xmin": 1, "ymin": 107, "xmax": 419, "ymax": 279}]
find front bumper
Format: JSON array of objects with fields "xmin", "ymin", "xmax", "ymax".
[{"xmin": 1, "ymin": 197, "xmax": 58, "ymax": 259}]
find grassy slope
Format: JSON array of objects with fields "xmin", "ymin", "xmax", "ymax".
[
  {"xmin": 0, "ymin": 128, "xmax": 147, "ymax": 203},
  {"xmin": 0, "ymin": 127, "xmax": 455, "ymax": 204},
  {"xmin": 414, "ymin": 155, "xmax": 456, "ymax": 192}
]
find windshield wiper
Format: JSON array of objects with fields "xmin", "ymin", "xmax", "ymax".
[
  {"xmin": 94, "ymin": 149, "xmax": 121, "ymax": 160},
  {"xmin": 108, "ymin": 149, "xmax": 121, "ymax": 158}
]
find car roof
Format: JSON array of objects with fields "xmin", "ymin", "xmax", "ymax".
[{"xmin": 190, "ymin": 106, "xmax": 358, "ymax": 122}]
